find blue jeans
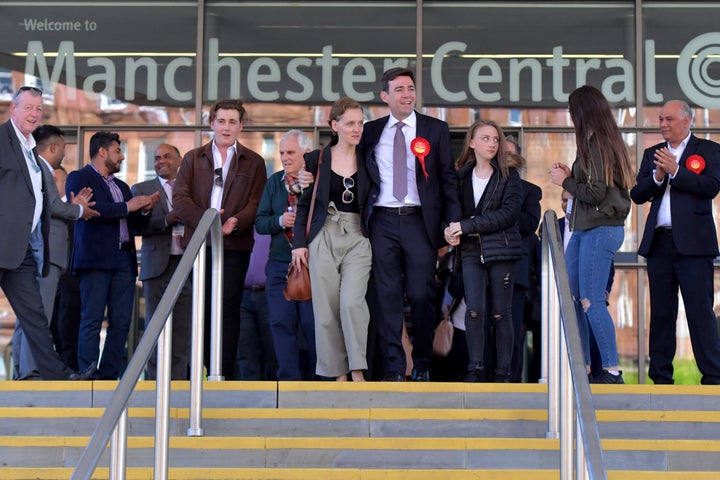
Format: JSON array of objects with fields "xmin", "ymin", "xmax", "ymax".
[
  {"xmin": 265, "ymin": 259, "xmax": 316, "ymax": 380},
  {"xmin": 77, "ymin": 250, "xmax": 136, "ymax": 379},
  {"xmin": 565, "ymin": 225, "xmax": 623, "ymax": 368}
]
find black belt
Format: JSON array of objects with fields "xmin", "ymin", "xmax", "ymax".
[
  {"xmin": 119, "ymin": 241, "xmax": 133, "ymax": 251},
  {"xmin": 244, "ymin": 285, "xmax": 265, "ymax": 292},
  {"xmin": 377, "ymin": 206, "xmax": 420, "ymax": 215},
  {"xmin": 656, "ymin": 226, "xmax": 673, "ymax": 235}
]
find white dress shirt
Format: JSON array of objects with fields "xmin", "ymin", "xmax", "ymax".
[
  {"xmin": 654, "ymin": 131, "xmax": 691, "ymax": 228},
  {"xmin": 374, "ymin": 111, "xmax": 421, "ymax": 207}
]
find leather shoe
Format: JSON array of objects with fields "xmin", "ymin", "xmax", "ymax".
[
  {"xmin": 69, "ymin": 361, "xmax": 98, "ymax": 381},
  {"xmin": 381, "ymin": 372, "xmax": 405, "ymax": 382},
  {"xmin": 410, "ymin": 369, "xmax": 430, "ymax": 382}
]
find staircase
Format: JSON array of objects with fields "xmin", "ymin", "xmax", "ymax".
[{"xmin": 1, "ymin": 381, "xmax": 719, "ymax": 479}]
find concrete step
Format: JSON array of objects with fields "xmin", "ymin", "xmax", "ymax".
[
  {"xmin": 2, "ymin": 381, "xmax": 720, "ymax": 410},
  {"xmin": 1, "ymin": 436, "xmax": 719, "ymax": 472},
  {"xmin": 2, "ymin": 406, "xmax": 719, "ymax": 440}
]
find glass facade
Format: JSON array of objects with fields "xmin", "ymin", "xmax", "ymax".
[{"xmin": 1, "ymin": 0, "xmax": 719, "ymax": 382}]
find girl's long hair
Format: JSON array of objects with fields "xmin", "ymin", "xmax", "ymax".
[
  {"xmin": 568, "ymin": 85, "xmax": 634, "ymax": 188},
  {"xmin": 456, "ymin": 119, "xmax": 509, "ymax": 178}
]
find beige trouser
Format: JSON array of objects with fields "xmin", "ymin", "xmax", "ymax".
[{"xmin": 308, "ymin": 203, "xmax": 372, "ymax": 377}]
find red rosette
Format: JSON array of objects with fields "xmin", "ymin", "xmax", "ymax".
[
  {"xmin": 686, "ymin": 154, "xmax": 705, "ymax": 174},
  {"xmin": 410, "ymin": 137, "xmax": 430, "ymax": 180}
]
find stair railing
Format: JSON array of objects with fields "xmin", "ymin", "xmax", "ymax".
[
  {"xmin": 541, "ymin": 210, "xmax": 607, "ymax": 480},
  {"xmin": 71, "ymin": 208, "xmax": 225, "ymax": 480}
]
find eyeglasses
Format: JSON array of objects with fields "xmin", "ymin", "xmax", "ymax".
[
  {"xmin": 341, "ymin": 176, "xmax": 355, "ymax": 204},
  {"xmin": 214, "ymin": 168, "xmax": 223, "ymax": 187},
  {"xmin": 13, "ymin": 85, "xmax": 43, "ymax": 101}
]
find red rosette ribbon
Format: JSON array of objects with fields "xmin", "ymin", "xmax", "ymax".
[
  {"xmin": 410, "ymin": 137, "xmax": 431, "ymax": 180},
  {"xmin": 686, "ymin": 154, "xmax": 705, "ymax": 174}
]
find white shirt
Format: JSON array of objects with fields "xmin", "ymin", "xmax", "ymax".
[
  {"xmin": 374, "ymin": 111, "xmax": 421, "ymax": 207},
  {"xmin": 11, "ymin": 119, "xmax": 42, "ymax": 231},
  {"xmin": 472, "ymin": 171, "xmax": 490, "ymax": 207},
  {"xmin": 210, "ymin": 140, "xmax": 236, "ymax": 211},
  {"xmin": 159, "ymin": 176, "xmax": 174, "ymax": 210},
  {"xmin": 654, "ymin": 131, "xmax": 691, "ymax": 228}
]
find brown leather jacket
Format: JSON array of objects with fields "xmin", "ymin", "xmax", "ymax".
[{"xmin": 173, "ymin": 140, "xmax": 267, "ymax": 251}]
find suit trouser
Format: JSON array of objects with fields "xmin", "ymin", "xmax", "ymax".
[
  {"xmin": 143, "ymin": 255, "xmax": 192, "ymax": 380},
  {"xmin": 238, "ymin": 285, "xmax": 278, "ymax": 380},
  {"xmin": 647, "ymin": 229, "xmax": 720, "ymax": 384},
  {"xmin": 54, "ymin": 272, "xmax": 81, "ymax": 371},
  {"xmin": 0, "ymin": 246, "xmax": 73, "ymax": 380},
  {"xmin": 12, "ymin": 263, "xmax": 62, "ymax": 379},
  {"xmin": 370, "ymin": 209, "xmax": 437, "ymax": 376},
  {"xmin": 308, "ymin": 209, "xmax": 371, "ymax": 378}
]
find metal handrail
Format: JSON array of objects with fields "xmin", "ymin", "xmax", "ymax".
[
  {"xmin": 71, "ymin": 208, "xmax": 224, "ymax": 480},
  {"xmin": 541, "ymin": 209, "xmax": 607, "ymax": 480}
]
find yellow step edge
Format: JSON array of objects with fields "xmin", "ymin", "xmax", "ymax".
[
  {"xmin": 596, "ymin": 410, "xmax": 720, "ymax": 422},
  {"xmin": 5, "ymin": 435, "xmax": 720, "ymax": 452},
  {"xmin": 278, "ymin": 381, "xmax": 544, "ymax": 393},
  {"xmin": 0, "ymin": 468, "xmax": 562, "ymax": 480},
  {"xmin": 5, "ymin": 406, "xmax": 720, "ymax": 423},
  {"xmin": 1, "ymin": 469, "xmax": 719, "ymax": 480}
]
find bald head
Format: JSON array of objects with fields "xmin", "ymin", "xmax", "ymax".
[
  {"xmin": 659, "ymin": 100, "xmax": 692, "ymax": 148},
  {"xmin": 153, "ymin": 143, "xmax": 182, "ymax": 180}
]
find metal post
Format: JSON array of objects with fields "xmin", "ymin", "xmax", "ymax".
[
  {"xmin": 188, "ymin": 245, "xmax": 206, "ymax": 436},
  {"xmin": 208, "ymin": 237, "xmax": 224, "ymax": 381},
  {"xmin": 109, "ymin": 408, "xmax": 128, "ymax": 480},
  {"xmin": 546, "ymin": 238, "xmax": 560, "ymax": 438},
  {"xmin": 540, "ymin": 233, "xmax": 550, "ymax": 385},
  {"xmin": 559, "ymin": 322, "xmax": 573, "ymax": 480},
  {"xmin": 154, "ymin": 314, "xmax": 172, "ymax": 480},
  {"xmin": 577, "ymin": 414, "xmax": 588, "ymax": 480}
]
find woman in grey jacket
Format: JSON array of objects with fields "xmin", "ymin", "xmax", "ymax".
[
  {"xmin": 445, "ymin": 119, "xmax": 523, "ymax": 382},
  {"xmin": 549, "ymin": 85, "xmax": 634, "ymax": 384}
]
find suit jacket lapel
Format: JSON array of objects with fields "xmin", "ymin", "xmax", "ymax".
[
  {"xmin": 677, "ymin": 134, "xmax": 699, "ymax": 168},
  {"xmin": 155, "ymin": 177, "xmax": 171, "ymax": 214},
  {"xmin": 5, "ymin": 124, "xmax": 35, "ymax": 193}
]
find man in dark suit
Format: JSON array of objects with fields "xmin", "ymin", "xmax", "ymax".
[
  {"xmin": 66, "ymin": 131, "xmax": 159, "ymax": 380},
  {"xmin": 173, "ymin": 99, "xmax": 267, "ymax": 380},
  {"xmin": 631, "ymin": 99, "xmax": 720, "ymax": 385},
  {"xmin": 12, "ymin": 125, "xmax": 98, "ymax": 379},
  {"xmin": 0, "ymin": 86, "xmax": 93, "ymax": 380},
  {"xmin": 359, "ymin": 68, "xmax": 461, "ymax": 381},
  {"xmin": 132, "ymin": 143, "xmax": 192, "ymax": 380}
]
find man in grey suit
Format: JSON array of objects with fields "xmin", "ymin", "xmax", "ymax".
[
  {"xmin": 132, "ymin": 143, "xmax": 192, "ymax": 380},
  {"xmin": 12, "ymin": 125, "xmax": 99, "ymax": 379},
  {"xmin": 0, "ymin": 86, "xmax": 95, "ymax": 380}
]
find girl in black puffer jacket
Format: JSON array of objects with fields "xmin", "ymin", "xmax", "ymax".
[{"xmin": 444, "ymin": 119, "xmax": 523, "ymax": 382}]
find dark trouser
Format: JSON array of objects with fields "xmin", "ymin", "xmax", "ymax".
[
  {"xmin": 237, "ymin": 284, "xmax": 278, "ymax": 380},
  {"xmin": 143, "ymin": 255, "xmax": 192, "ymax": 380},
  {"xmin": 0, "ymin": 246, "xmax": 73, "ymax": 380},
  {"xmin": 370, "ymin": 209, "xmax": 437, "ymax": 376},
  {"xmin": 646, "ymin": 229, "xmax": 720, "ymax": 385},
  {"xmin": 54, "ymin": 271, "xmax": 81, "ymax": 371},
  {"xmin": 462, "ymin": 244, "xmax": 514, "ymax": 377},
  {"xmin": 203, "ymin": 248, "xmax": 250, "ymax": 381}
]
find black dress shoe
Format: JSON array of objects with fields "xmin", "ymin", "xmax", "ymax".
[
  {"xmin": 381, "ymin": 372, "xmax": 405, "ymax": 382},
  {"xmin": 69, "ymin": 361, "xmax": 98, "ymax": 381},
  {"xmin": 410, "ymin": 369, "xmax": 430, "ymax": 382},
  {"xmin": 463, "ymin": 367, "xmax": 487, "ymax": 383}
]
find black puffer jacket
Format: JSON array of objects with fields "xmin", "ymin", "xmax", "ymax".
[{"xmin": 458, "ymin": 160, "xmax": 523, "ymax": 264}]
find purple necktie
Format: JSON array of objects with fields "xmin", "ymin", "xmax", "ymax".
[{"xmin": 393, "ymin": 121, "xmax": 407, "ymax": 201}]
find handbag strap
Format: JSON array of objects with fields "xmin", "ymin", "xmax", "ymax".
[{"xmin": 305, "ymin": 146, "xmax": 326, "ymax": 239}]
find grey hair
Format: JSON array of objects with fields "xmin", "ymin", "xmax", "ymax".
[
  {"xmin": 677, "ymin": 100, "xmax": 693, "ymax": 121},
  {"xmin": 281, "ymin": 129, "xmax": 313, "ymax": 152}
]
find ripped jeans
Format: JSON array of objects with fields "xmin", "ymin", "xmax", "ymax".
[
  {"xmin": 461, "ymin": 245, "xmax": 515, "ymax": 376},
  {"xmin": 565, "ymin": 225, "xmax": 623, "ymax": 368}
]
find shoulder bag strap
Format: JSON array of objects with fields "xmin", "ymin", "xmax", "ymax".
[{"xmin": 305, "ymin": 146, "xmax": 326, "ymax": 239}]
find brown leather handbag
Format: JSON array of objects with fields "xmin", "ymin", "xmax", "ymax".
[{"xmin": 283, "ymin": 149, "xmax": 323, "ymax": 301}]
